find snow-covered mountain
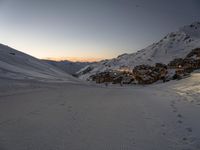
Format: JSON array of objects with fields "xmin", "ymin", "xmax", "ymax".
[
  {"xmin": 0, "ymin": 44, "xmax": 76, "ymax": 82},
  {"xmin": 43, "ymin": 60, "xmax": 91, "ymax": 75},
  {"xmin": 78, "ymin": 22, "xmax": 200, "ymax": 80}
]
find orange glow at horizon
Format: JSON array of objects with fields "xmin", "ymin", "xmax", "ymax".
[{"xmin": 44, "ymin": 56, "xmax": 104, "ymax": 62}]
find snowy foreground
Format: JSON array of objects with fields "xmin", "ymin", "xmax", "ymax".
[{"xmin": 0, "ymin": 73, "xmax": 200, "ymax": 150}]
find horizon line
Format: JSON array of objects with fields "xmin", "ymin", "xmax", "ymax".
[{"xmin": 43, "ymin": 56, "xmax": 106, "ymax": 63}]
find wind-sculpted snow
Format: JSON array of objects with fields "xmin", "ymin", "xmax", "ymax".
[{"xmin": 78, "ymin": 22, "xmax": 200, "ymax": 80}]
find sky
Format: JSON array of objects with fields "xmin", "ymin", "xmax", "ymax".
[{"xmin": 0, "ymin": 0, "xmax": 200, "ymax": 62}]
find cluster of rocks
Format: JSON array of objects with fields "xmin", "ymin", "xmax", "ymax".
[{"xmin": 89, "ymin": 48, "xmax": 200, "ymax": 85}]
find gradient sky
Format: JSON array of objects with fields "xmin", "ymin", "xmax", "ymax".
[{"xmin": 0, "ymin": 0, "xmax": 200, "ymax": 61}]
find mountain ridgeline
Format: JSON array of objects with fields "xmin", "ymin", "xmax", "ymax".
[
  {"xmin": 43, "ymin": 60, "xmax": 91, "ymax": 75},
  {"xmin": 0, "ymin": 44, "xmax": 77, "ymax": 82},
  {"xmin": 77, "ymin": 22, "xmax": 200, "ymax": 84}
]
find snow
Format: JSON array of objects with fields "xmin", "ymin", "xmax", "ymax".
[
  {"xmin": 0, "ymin": 74, "xmax": 200, "ymax": 150},
  {"xmin": 78, "ymin": 22, "xmax": 200, "ymax": 80},
  {"xmin": 171, "ymin": 70, "xmax": 200, "ymax": 104},
  {"xmin": 0, "ymin": 44, "xmax": 78, "ymax": 82},
  {"xmin": 0, "ymin": 47, "xmax": 200, "ymax": 149}
]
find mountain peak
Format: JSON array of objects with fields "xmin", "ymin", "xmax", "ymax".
[
  {"xmin": 78, "ymin": 22, "xmax": 200, "ymax": 80},
  {"xmin": 179, "ymin": 21, "xmax": 200, "ymax": 39}
]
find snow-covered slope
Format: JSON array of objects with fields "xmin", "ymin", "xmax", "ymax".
[
  {"xmin": 43, "ymin": 60, "xmax": 91, "ymax": 75},
  {"xmin": 0, "ymin": 44, "xmax": 76, "ymax": 82},
  {"xmin": 171, "ymin": 69, "xmax": 200, "ymax": 103},
  {"xmin": 78, "ymin": 22, "xmax": 200, "ymax": 80},
  {"xmin": 1, "ymin": 72, "xmax": 200, "ymax": 150}
]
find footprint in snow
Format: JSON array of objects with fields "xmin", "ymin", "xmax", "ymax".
[
  {"xmin": 161, "ymin": 124, "xmax": 166, "ymax": 127},
  {"xmin": 185, "ymin": 127, "xmax": 193, "ymax": 133},
  {"xmin": 170, "ymin": 102, "xmax": 174, "ymax": 106},
  {"xmin": 182, "ymin": 136, "xmax": 197, "ymax": 146},
  {"xmin": 182, "ymin": 137, "xmax": 187, "ymax": 141},
  {"xmin": 177, "ymin": 114, "xmax": 182, "ymax": 118},
  {"xmin": 178, "ymin": 120, "xmax": 183, "ymax": 124},
  {"xmin": 129, "ymin": 137, "xmax": 136, "ymax": 145},
  {"xmin": 67, "ymin": 106, "xmax": 72, "ymax": 112},
  {"xmin": 162, "ymin": 132, "xmax": 166, "ymax": 136}
]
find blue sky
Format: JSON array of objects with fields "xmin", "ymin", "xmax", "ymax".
[{"xmin": 0, "ymin": 0, "xmax": 200, "ymax": 61}]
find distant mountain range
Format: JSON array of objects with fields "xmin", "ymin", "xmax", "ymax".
[
  {"xmin": 77, "ymin": 22, "xmax": 200, "ymax": 80},
  {"xmin": 43, "ymin": 60, "xmax": 91, "ymax": 75}
]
